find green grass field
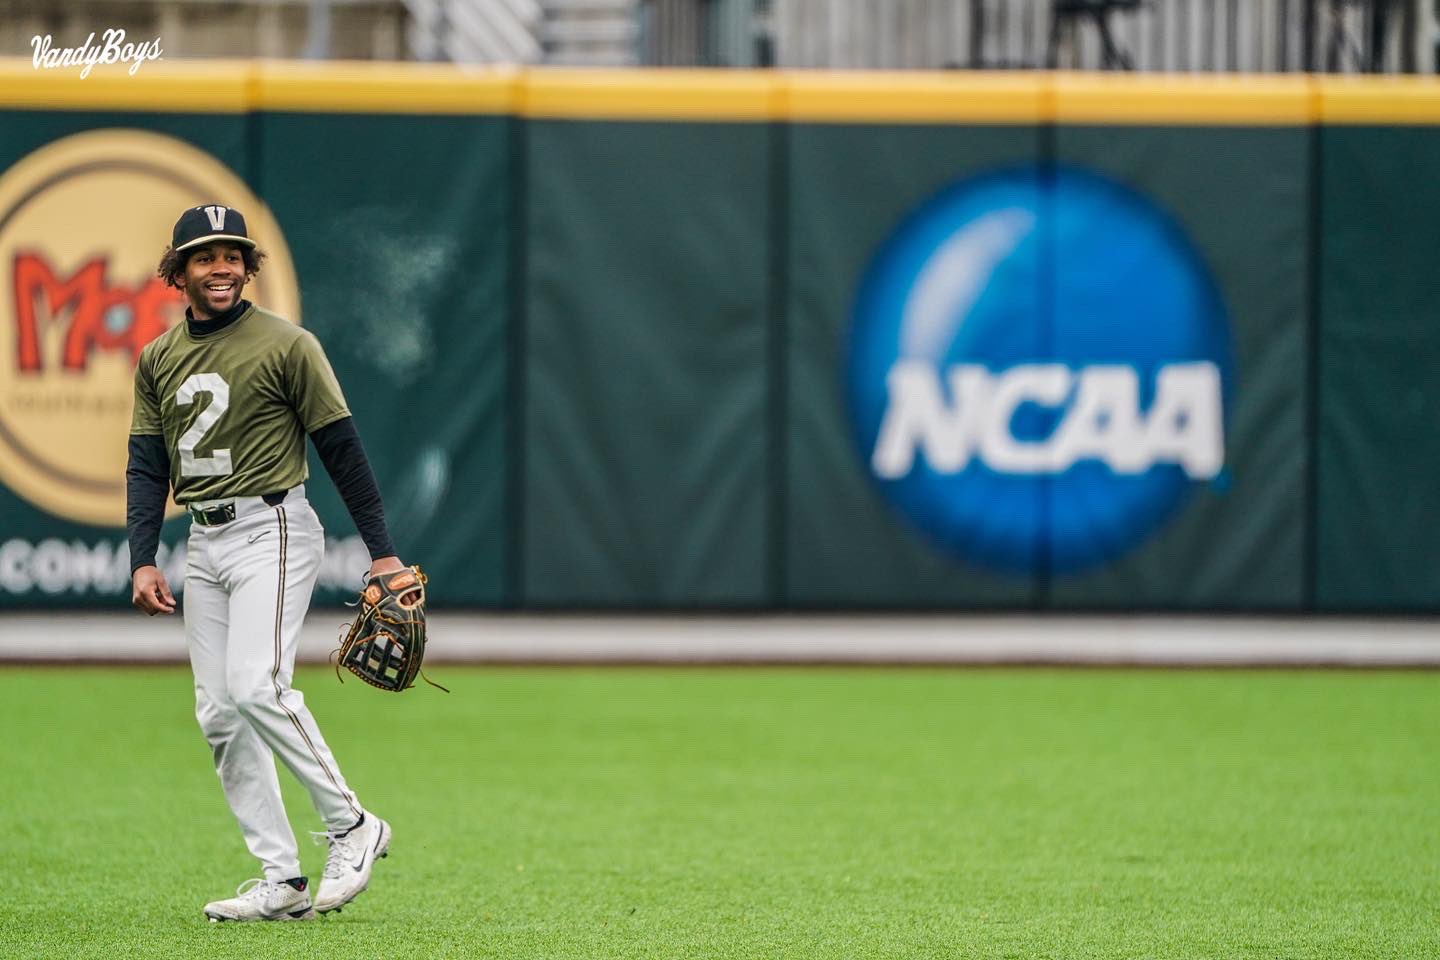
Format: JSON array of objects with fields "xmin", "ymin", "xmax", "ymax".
[{"xmin": 1, "ymin": 666, "xmax": 1435, "ymax": 959}]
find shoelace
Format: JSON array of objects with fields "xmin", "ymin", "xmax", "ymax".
[
  {"xmin": 234, "ymin": 878, "xmax": 279, "ymax": 901},
  {"xmin": 311, "ymin": 828, "xmax": 361, "ymax": 880}
]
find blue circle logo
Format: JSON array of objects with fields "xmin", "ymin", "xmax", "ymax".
[{"xmin": 847, "ymin": 167, "xmax": 1232, "ymax": 575}]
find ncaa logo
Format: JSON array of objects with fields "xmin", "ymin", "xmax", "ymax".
[{"xmin": 847, "ymin": 167, "xmax": 1233, "ymax": 575}]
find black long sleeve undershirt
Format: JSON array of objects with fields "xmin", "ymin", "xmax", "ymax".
[
  {"xmin": 126, "ymin": 434, "xmax": 170, "ymax": 573},
  {"xmin": 311, "ymin": 416, "xmax": 396, "ymax": 561}
]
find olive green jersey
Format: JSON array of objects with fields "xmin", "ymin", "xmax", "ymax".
[{"xmin": 130, "ymin": 304, "xmax": 350, "ymax": 504}]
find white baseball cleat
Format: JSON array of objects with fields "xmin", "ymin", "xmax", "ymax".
[
  {"xmin": 203, "ymin": 877, "xmax": 316, "ymax": 922},
  {"xmin": 313, "ymin": 812, "xmax": 391, "ymax": 914}
]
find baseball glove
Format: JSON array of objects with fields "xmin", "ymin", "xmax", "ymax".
[{"xmin": 334, "ymin": 565, "xmax": 447, "ymax": 692}]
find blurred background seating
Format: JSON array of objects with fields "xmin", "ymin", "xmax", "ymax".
[{"xmin": 4, "ymin": 0, "xmax": 1434, "ymax": 72}]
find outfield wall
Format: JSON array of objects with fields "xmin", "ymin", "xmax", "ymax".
[{"xmin": 1, "ymin": 64, "xmax": 1438, "ymax": 613}]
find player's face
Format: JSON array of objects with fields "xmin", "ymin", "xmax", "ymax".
[{"xmin": 180, "ymin": 242, "xmax": 247, "ymax": 319}]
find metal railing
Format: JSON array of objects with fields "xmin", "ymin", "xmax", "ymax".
[
  {"xmin": 770, "ymin": 0, "xmax": 1434, "ymax": 72},
  {"xmin": 544, "ymin": 0, "xmax": 639, "ymax": 65},
  {"xmin": 404, "ymin": 0, "xmax": 543, "ymax": 62},
  {"xmin": 405, "ymin": 0, "xmax": 639, "ymax": 65}
]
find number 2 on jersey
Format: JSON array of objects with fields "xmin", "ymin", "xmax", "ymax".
[{"xmin": 176, "ymin": 373, "xmax": 233, "ymax": 477}]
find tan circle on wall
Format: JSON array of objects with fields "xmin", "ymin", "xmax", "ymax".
[{"xmin": 0, "ymin": 129, "xmax": 301, "ymax": 527}]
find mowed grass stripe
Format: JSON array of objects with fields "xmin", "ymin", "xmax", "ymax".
[{"xmin": 0, "ymin": 667, "xmax": 1434, "ymax": 959}]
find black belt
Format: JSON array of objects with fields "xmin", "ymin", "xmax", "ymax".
[{"xmin": 188, "ymin": 490, "xmax": 290, "ymax": 527}]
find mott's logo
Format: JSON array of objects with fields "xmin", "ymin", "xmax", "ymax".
[
  {"xmin": 0, "ymin": 130, "xmax": 300, "ymax": 527},
  {"xmin": 847, "ymin": 168, "xmax": 1233, "ymax": 575}
]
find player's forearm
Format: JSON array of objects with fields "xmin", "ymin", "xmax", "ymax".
[
  {"xmin": 310, "ymin": 417, "xmax": 397, "ymax": 561},
  {"xmin": 126, "ymin": 434, "xmax": 171, "ymax": 573}
]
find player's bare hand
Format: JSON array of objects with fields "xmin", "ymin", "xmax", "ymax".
[
  {"xmin": 132, "ymin": 565, "xmax": 176, "ymax": 616},
  {"xmin": 367, "ymin": 556, "xmax": 406, "ymax": 579}
]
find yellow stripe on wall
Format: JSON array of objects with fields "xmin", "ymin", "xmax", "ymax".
[
  {"xmin": 782, "ymin": 71, "xmax": 1047, "ymax": 124},
  {"xmin": 1320, "ymin": 77, "xmax": 1440, "ymax": 125},
  {"xmin": 523, "ymin": 69, "xmax": 778, "ymax": 121},
  {"xmin": 1051, "ymin": 73, "xmax": 1314, "ymax": 125},
  {"xmin": 0, "ymin": 58, "xmax": 252, "ymax": 112},
  {"xmin": 3, "ymin": 58, "xmax": 1440, "ymax": 126},
  {"xmin": 253, "ymin": 61, "xmax": 519, "ymax": 114}
]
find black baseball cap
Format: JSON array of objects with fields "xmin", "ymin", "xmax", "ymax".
[{"xmin": 172, "ymin": 205, "xmax": 257, "ymax": 253}]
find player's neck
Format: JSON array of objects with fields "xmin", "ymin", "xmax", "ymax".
[{"xmin": 186, "ymin": 298, "xmax": 251, "ymax": 337}]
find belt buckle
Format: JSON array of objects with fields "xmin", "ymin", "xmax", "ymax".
[{"xmin": 189, "ymin": 502, "xmax": 236, "ymax": 526}]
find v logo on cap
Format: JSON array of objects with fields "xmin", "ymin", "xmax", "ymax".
[{"xmin": 172, "ymin": 204, "xmax": 256, "ymax": 253}]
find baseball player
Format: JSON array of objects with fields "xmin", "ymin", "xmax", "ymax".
[{"xmin": 127, "ymin": 205, "xmax": 400, "ymax": 922}]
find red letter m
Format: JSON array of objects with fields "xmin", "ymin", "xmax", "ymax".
[{"xmin": 13, "ymin": 253, "xmax": 175, "ymax": 372}]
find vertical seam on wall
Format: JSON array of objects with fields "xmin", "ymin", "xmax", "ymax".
[
  {"xmin": 505, "ymin": 112, "xmax": 529, "ymax": 610},
  {"xmin": 766, "ymin": 118, "xmax": 790, "ymax": 609},
  {"xmin": 1303, "ymin": 112, "xmax": 1323, "ymax": 612},
  {"xmin": 1037, "ymin": 115, "xmax": 1057, "ymax": 611}
]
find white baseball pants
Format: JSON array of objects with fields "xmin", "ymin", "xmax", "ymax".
[{"xmin": 184, "ymin": 486, "xmax": 363, "ymax": 881}]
